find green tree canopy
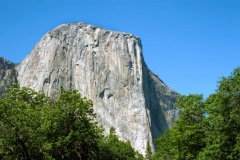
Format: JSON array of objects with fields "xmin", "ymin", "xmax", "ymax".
[
  {"xmin": 153, "ymin": 94, "xmax": 207, "ymax": 160},
  {"xmin": 153, "ymin": 67, "xmax": 240, "ymax": 160},
  {"xmin": 98, "ymin": 127, "xmax": 144, "ymax": 160},
  {"xmin": 199, "ymin": 67, "xmax": 240, "ymax": 159},
  {"xmin": 0, "ymin": 85, "xmax": 103, "ymax": 159},
  {"xmin": 0, "ymin": 84, "xmax": 143, "ymax": 160}
]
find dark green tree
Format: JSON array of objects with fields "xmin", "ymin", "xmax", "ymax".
[
  {"xmin": 0, "ymin": 85, "xmax": 103, "ymax": 159},
  {"xmin": 198, "ymin": 67, "xmax": 240, "ymax": 159},
  {"xmin": 0, "ymin": 84, "xmax": 51, "ymax": 159},
  {"xmin": 145, "ymin": 140, "xmax": 153, "ymax": 160},
  {"xmin": 46, "ymin": 87, "xmax": 104, "ymax": 160},
  {"xmin": 98, "ymin": 127, "xmax": 144, "ymax": 160},
  {"xmin": 153, "ymin": 67, "xmax": 240, "ymax": 160},
  {"xmin": 153, "ymin": 94, "xmax": 206, "ymax": 160}
]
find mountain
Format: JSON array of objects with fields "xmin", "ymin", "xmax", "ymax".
[
  {"xmin": 1, "ymin": 22, "xmax": 179, "ymax": 154},
  {"xmin": 0, "ymin": 57, "xmax": 18, "ymax": 97}
]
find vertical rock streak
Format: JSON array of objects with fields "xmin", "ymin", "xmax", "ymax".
[{"xmin": 15, "ymin": 23, "xmax": 179, "ymax": 154}]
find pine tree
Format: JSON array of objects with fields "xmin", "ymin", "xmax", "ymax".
[{"xmin": 145, "ymin": 140, "xmax": 153, "ymax": 160}]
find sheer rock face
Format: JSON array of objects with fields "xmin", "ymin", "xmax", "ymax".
[
  {"xmin": 0, "ymin": 57, "xmax": 18, "ymax": 97},
  {"xmin": 16, "ymin": 23, "xmax": 179, "ymax": 154}
]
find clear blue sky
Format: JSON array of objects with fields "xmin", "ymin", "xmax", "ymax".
[{"xmin": 0, "ymin": 0, "xmax": 239, "ymax": 98}]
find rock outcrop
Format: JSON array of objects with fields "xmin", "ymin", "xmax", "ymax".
[
  {"xmin": 0, "ymin": 57, "xmax": 18, "ymax": 97},
  {"xmin": 14, "ymin": 23, "xmax": 179, "ymax": 154}
]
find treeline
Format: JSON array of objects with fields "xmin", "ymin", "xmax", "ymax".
[
  {"xmin": 0, "ymin": 85, "xmax": 144, "ymax": 160},
  {"xmin": 153, "ymin": 67, "xmax": 240, "ymax": 160},
  {"xmin": 1, "ymin": 67, "xmax": 239, "ymax": 160}
]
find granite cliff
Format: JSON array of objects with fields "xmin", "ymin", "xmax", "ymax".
[
  {"xmin": 1, "ymin": 23, "xmax": 179, "ymax": 154},
  {"xmin": 0, "ymin": 57, "xmax": 18, "ymax": 97}
]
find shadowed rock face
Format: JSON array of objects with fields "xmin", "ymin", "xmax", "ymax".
[
  {"xmin": 0, "ymin": 57, "xmax": 18, "ymax": 97},
  {"xmin": 15, "ymin": 22, "xmax": 179, "ymax": 154},
  {"xmin": 143, "ymin": 68, "xmax": 179, "ymax": 149}
]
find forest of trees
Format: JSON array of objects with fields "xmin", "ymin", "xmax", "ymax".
[
  {"xmin": 153, "ymin": 67, "xmax": 240, "ymax": 160},
  {"xmin": 0, "ymin": 67, "xmax": 239, "ymax": 159},
  {"xmin": 0, "ymin": 85, "xmax": 143, "ymax": 160}
]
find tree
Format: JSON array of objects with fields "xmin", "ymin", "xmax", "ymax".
[
  {"xmin": 98, "ymin": 127, "xmax": 144, "ymax": 160},
  {"xmin": 153, "ymin": 94, "xmax": 207, "ymax": 160},
  {"xmin": 199, "ymin": 67, "xmax": 240, "ymax": 159},
  {"xmin": 145, "ymin": 140, "xmax": 153, "ymax": 160},
  {"xmin": 45, "ymin": 87, "xmax": 104, "ymax": 159},
  {"xmin": 0, "ymin": 84, "xmax": 51, "ymax": 159},
  {"xmin": 153, "ymin": 67, "xmax": 240, "ymax": 160},
  {"xmin": 0, "ymin": 84, "xmax": 103, "ymax": 159}
]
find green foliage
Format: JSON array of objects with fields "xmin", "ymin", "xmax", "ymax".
[
  {"xmin": 0, "ymin": 85, "xmax": 103, "ymax": 159},
  {"xmin": 110, "ymin": 126, "xmax": 116, "ymax": 134},
  {"xmin": 0, "ymin": 84, "xmax": 51, "ymax": 159},
  {"xmin": 98, "ymin": 127, "xmax": 144, "ymax": 160},
  {"xmin": 199, "ymin": 67, "xmax": 240, "ymax": 159},
  {"xmin": 0, "ymin": 85, "xmax": 144, "ymax": 159},
  {"xmin": 154, "ymin": 67, "xmax": 240, "ymax": 160},
  {"xmin": 145, "ymin": 140, "xmax": 153, "ymax": 160},
  {"xmin": 45, "ymin": 87, "xmax": 104, "ymax": 159},
  {"xmin": 153, "ymin": 94, "xmax": 206, "ymax": 160}
]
